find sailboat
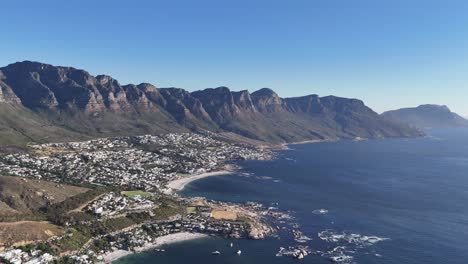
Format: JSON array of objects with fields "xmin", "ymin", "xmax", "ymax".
[{"xmin": 237, "ymin": 250, "xmax": 242, "ymax": 255}]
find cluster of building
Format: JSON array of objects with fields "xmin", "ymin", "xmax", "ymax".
[
  {"xmin": 66, "ymin": 196, "xmax": 283, "ymax": 262},
  {"xmin": 0, "ymin": 133, "xmax": 272, "ymax": 191},
  {"xmin": 0, "ymin": 133, "xmax": 292, "ymax": 263},
  {"xmin": 91, "ymin": 217, "xmax": 251, "ymax": 258},
  {"xmin": 0, "ymin": 249, "xmax": 54, "ymax": 264},
  {"xmin": 183, "ymin": 198, "xmax": 278, "ymax": 239},
  {"xmin": 85, "ymin": 192, "xmax": 155, "ymax": 217}
]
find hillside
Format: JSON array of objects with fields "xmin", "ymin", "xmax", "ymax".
[
  {"xmin": 382, "ymin": 105, "xmax": 468, "ymax": 129},
  {"xmin": 0, "ymin": 221, "xmax": 63, "ymax": 248},
  {"xmin": 0, "ymin": 61, "xmax": 423, "ymax": 145},
  {"xmin": 0, "ymin": 176, "xmax": 89, "ymax": 218}
]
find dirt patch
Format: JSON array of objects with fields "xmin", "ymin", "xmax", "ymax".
[
  {"xmin": 211, "ymin": 209, "xmax": 237, "ymax": 220},
  {"xmin": 0, "ymin": 221, "xmax": 63, "ymax": 247}
]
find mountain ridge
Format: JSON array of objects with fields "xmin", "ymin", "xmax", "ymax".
[
  {"xmin": 0, "ymin": 61, "xmax": 423, "ymax": 145},
  {"xmin": 382, "ymin": 104, "xmax": 468, "ymax": 129}
]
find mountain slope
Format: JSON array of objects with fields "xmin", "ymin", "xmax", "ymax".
[
  {"xmin": 0, "ymin": 61, "xmax": 423, "ymax": 145},
  {"xmin": 0, "ymin": 176, "xmax": 89, "ymax": 217},
  {"xmin": 382, "ymin": 105, "xmax": 468, "ymax": 129}
]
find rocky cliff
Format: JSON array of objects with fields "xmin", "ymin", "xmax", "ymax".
[{"xmin": 0, "ymin": 61, "xmax": 423, "ymax": 145}]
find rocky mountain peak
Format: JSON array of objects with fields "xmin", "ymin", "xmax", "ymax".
[
  {"xmin": 96, "ymin": 75, "xmax": 118, "ymax": 86},
  {"xmin": 417, "ymin": 104, "xmax": 450, "ymax": 112},
  {"xmin": 0, "ymin": 61, "xmax": 424, "ymax": 145},
  {"xmin": 250, "ymin": 88, "xmax": 282, "ymax": 112},
  {"xmin": 251, "ymin": 88, "xmax": 278, "ymax": 98}
]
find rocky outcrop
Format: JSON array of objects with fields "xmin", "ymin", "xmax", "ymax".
[{"xmin": 250, "ymin": 88, "xmax": 283, "ymax": 112}]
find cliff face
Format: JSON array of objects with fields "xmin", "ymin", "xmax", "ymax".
[{"xmin": 0, "ymin": 61, "xmax": 423, "ymax": 145}]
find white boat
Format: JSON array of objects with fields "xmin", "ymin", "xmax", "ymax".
[
  {"xmin": 211, "ymin": 251, "xmax": 221, "ymax": 255},
  {"xmin": 237, "ymin": 250, "xmax": 242, "ymax": 255},
  {"xmin": 230, "ymin": 242, "xmax": 233, "ymax": 247}
]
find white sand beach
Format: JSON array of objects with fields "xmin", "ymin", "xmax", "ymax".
[
  {"xmin": 164, "ymin": 168, "xmax": 234, "ymax": 194},
  {"xmin": 100, "ymin": 232, "xmax": 208, "ymax": 263}
]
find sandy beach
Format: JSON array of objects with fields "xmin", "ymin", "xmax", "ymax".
[
  {"xmin": 100, "ymin": 232, "xmax": 208, "ymax": 263},
  {"xmin": 164, "ymin": 168, "xmax": 234, "ymax": 194}
]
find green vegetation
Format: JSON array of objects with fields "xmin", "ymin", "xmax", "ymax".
[
  {"xmin": 186, "ymin": 206, "xmax": 197, "ymax": 214},
  {"xmin": 152, "ymin": 201, "xmax": 183, "ymax": 220},
  {"xmin": 0, "ymin": 213, "xmax": 46, "ymax": 222},
  {"xmin": 36, "ymin": 243, "xmax": 55, "ymax": 255},
  {"xmin": 127, "ymin": 212, "xmax": 152, "ymax": 224},
  {"xmin": 51, "ymin": 228, "xmax": 92, "ymax": 253},
  {"xmin": 103, "ymin": 217, "xmax": 136, "ymax": 232},
  {"xmin": 17, "ymin": 240, "xmax": 59, "ymax": 256},
  {"xmin": 121, "ymin": 190, "xmax": 153, "ymax": 198},
  {"xmin": 90, "ymin": 237, "xmax": 112, "ymax": 252},
  {"xmin": 17, "ymin": 244, "xmax": 34, "ymax": 253},
  {"xmin": 41, "ymin": 187, "xmax": 111, "ymax": 225},
  {"xmin": 66, "ymin": 212, "xmax": 97, "ymax": 223}
]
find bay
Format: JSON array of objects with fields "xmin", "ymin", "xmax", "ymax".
[{"xmin": 115, "ymin": 128, "xmax": 468, "ymax": 264}]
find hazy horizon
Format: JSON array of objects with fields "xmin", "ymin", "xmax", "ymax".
[{"xmin": 1, "ymin": 0, "xmax": 468, "ymax": 115}]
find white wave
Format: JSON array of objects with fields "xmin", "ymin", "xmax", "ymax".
[
  {"xmin": 312, "ymin": 208, "xmax": 329, "ymax": 215},
  {"xmin": 295, "ymin": 235, "xmax": 312, "ymax": 243},
  {"xmin": 321, "ymin": 246, "xmax": 353, "ymax": 263},
  {"xmin": 255, "ymin": 175, "xmax": 273, "ymax": 180},
  {"xmin": 330, "ymin": 255, "xmax": 353, "ymax": 263},
  {"xmin": 318, "ymin": 230, "xmax": 388, "ymax": 263},
  {"xmin": 318, "ymin": 230, "xmax": 389, "ymax": 247},
  {"xmin": 238, "ymin": 172, "xmax": 253, "ymax": 177}
]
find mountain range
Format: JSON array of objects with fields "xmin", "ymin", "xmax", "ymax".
[
  {"xmin": 0, "ymin": 61, "xmax": 423, "ymax": 146},
  {"xmin": 382, "ymin": 105, "xmax": 468, "ymax": 129}
]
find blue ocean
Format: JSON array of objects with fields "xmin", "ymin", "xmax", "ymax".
[{"xmin": 115, "ymin": 128, "xmax": 468, "ymax": 264}]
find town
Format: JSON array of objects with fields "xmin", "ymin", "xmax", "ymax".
[
  {"xmin": 0, "ymin": 192, "xmax": 282, "ymax": 264},
  {"xmin": 0, "ymin": 133, "xmax": 273, "ymax": 191},
  {"xmin": 0, "ymin": 133, "xmax": 288, "ymax": 264}
]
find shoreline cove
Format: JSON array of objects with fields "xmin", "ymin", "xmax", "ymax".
[
  {"xmin": 162, "ymin": 138, "xmax": 338, "ymax": 195},
  {"xmin": 164, "ymin": 165, "xmax": 237, "ymax": 194},
  {"xmin": 100, "ymin": 232, "xmax": 208, "ymax": 263}
]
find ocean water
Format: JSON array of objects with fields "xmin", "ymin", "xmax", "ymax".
[{"xmin": 115, "ymin": 128, "xmax": 468, "ymax": 264}]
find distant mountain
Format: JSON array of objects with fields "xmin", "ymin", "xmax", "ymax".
[
  {"xmin": 0, "ymin": 61, "xmax": 423, "ymax": 145},
  {"xmin": 382, "ymin": 105, "xmax": 468, "ymax": 129}
]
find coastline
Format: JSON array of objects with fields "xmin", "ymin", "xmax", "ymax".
[
  {"xmin": 280, "ymin": 139, "xmax": 334, "ymax": 150},
  {"xmin": 100, "ymin": 232, "xmax": 208, "ymax": 263},
  {"xmin": 164, "ymin": 166, "xmax": 235, "ymax": 194},
  {"xmin": 287, "ymin": 139, "xmax": 330, "ymax": 145}
]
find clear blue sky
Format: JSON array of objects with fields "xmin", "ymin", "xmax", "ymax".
[{"xmin": 1, "ymin": 0, "xmax": 468, "ymax": 115}]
